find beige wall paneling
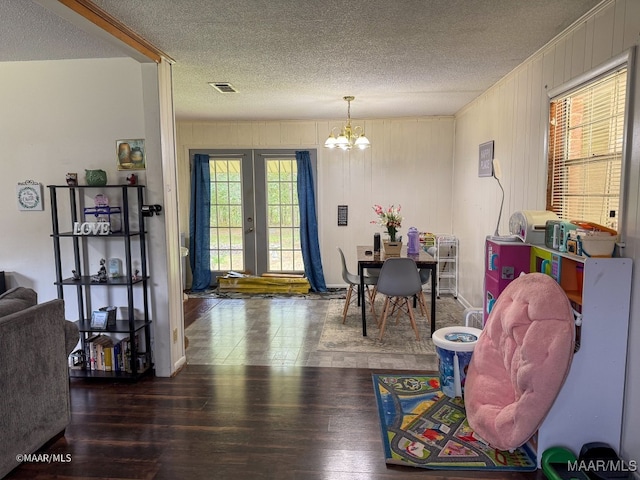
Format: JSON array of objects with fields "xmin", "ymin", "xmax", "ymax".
[
  {"xmin": 425, "ymin": 118, "xmax": 455, "ymax": 234},
  {"xmin": 279, "ymin": 121, "xmax": 318, "ymax": 146},
  {"xmin": 553, "ymin": 37, "xmax": 568, "ymax": 88},
  {"xmin": 176, "ymin": 122, "xmax": 193, "ymax": 145},
  {"xmin": 176, "ymin": 117, "xmax": 455, "ymax": 288},
  {"xmin": 583, "ymin": 10, "xmax": 596, "ymax": 71},
  {"xmin": 529, "ymin": 55, "xmax": 545, "ymax": 203},
  {"xmin": 571, "ymin": 23, "xmax": 588, "ymax": 79},
  {"xmin": 564, "ymin": 33, "xmax": 575, "ymax": 83},
  {"xmin": 591, "ymin": 3, "xmax": 616, "ymax": 67},
  {"xmin": 623, "ymin": 0, "xmax": 640, "ymax": 50},
  {"xmin": 451, "ymin": 96, "xmax": 498, "ymax": 309}
]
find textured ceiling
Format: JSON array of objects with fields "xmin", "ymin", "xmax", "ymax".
[
  {"xmin": 3, "ymin": 0, "xmax": 603, "ymax": 121},
  {"xmin": 0, "ymin": 1, "xmax": 127, "ymax": 61}
]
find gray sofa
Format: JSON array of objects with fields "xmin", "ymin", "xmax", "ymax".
[{"xmin": 0, "ymin": 287, "xmax": 79, "ymax": 478}]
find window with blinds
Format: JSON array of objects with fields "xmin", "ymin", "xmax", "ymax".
[{"xmin": 547, "ymin": 67, "xmax": 627, "ymax": 231}]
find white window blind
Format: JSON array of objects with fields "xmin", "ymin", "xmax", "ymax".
[{"xmin": 547, "ymin": 67, "xmax": 627, "ymax": 231}]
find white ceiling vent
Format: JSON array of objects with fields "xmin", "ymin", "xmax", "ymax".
[{"xmin": 208, "ymin": 82, "xmax": 238, "ymax": 93}]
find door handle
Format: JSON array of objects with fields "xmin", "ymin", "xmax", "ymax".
[{"xmin": 245, "ymin": 227, "xmax": 254, "ymax": 233}]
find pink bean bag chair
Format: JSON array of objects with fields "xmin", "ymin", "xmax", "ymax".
[{"xmin": 465, "ymin": 272, "xmax": 575, "ymax": 451}]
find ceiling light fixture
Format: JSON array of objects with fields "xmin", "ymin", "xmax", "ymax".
[{"xmin": 324, "ymin": 96, "xmax": 370, "ymax": 150}]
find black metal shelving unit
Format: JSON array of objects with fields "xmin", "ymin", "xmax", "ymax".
[{"xmin": 48, "ymin": 184, "xmax": 152, "ymax": 380}]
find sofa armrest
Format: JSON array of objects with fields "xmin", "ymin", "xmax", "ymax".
[
  {"xmin": 0, "ymin": 298, "xmax": 73, "ymax": 478},
  {"xmin": 64, "ymin": 320, "xmax": 80, "ymax": 356}
]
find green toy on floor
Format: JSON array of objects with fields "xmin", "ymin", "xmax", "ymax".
[
  {"xmin": 542, "ymin": 443, "xmax": 634, "ymax": 480},
  {"xmin": 542, "ymin": 447, "xmax": 590, "ymax": 480}
]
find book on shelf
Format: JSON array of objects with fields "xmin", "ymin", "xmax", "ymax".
[
  {"xmin": 113, "ymin": 341, "xmax": 121, "ymax": 373},
  {"xmin": 121, "ymin": 334, "xmax": 140, "ymax": 373},
  {"xmin": 85, "ymin": 334, "xmax": 100, "ymax": 370},
  {"xmin": 76, "ymin": 333, "xmax": 146, "ymax": 374},
  {"xmin": 90, "ymin": 334, "xmax": 113, "ymax": 371}
]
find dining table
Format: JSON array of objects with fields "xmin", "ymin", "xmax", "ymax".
[{"xmin": 356, "ymin": 245, "xmax": 437, "ymax": 337}]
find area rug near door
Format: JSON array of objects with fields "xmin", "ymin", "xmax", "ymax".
[
  {"xmin": 372, "ymin": 373, "xmax": 537, "ymax": 471},
  {"xmin": 188, "ymin": 287, "xmax": 347, "ymax": 300},
  {"xmin": 317, "ymin": 297, "xmax": 464, "ymax": 355}
]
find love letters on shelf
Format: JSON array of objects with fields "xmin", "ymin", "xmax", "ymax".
[{"xmin": 73, "ymin": 222, "xmax": 110, "ymax": 235}]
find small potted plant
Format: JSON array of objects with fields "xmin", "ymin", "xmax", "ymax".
[{"xmin": 371, "ymin": 204, "xmax": 403, "ymax": 256}]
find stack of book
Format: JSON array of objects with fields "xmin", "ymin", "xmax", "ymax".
[{"xmin": 69, "ymin": 334, "xmax": 148, "ymax": 374}]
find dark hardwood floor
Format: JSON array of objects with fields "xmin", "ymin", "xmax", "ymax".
[
  {"xmin": 183, "ymin": 296, "xmax": 218, "ymax": 329},
  {"xmin": 6, "ymin": 364, "xmax": 545, "ymax": 480}
]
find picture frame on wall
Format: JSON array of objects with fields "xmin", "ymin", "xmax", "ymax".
[
  {"xmin": 116, "ymin": 139, "xmax": 146, "ymax": 171},
  {"xmin": 16, "ymin": 180, "xmax": 44, "ymax": 211},
  {"xmin": 478, "ymin": 140, "xmax": 494, "ymax": 177}
]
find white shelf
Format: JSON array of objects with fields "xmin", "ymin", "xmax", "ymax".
[
  {"xmin": 537, "ymin": 257, "xmax": 632, "ymax": 466},
  {"xmin": 434, "ymin": 235, "xmax": 458, "ymax": 298}
]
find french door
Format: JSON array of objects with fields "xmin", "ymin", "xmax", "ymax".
[{"xmin": 191, "ymin": 149, "xmax": 315, "ymax": 285}]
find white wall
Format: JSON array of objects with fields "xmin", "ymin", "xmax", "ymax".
[
  {"xmin": 0, "ymin": 57, "xmax": 176, "ymax": 376},
  {"xmin": 1, "ymin": 58, "xmax": 144, "ymax": 297},
  {"xmin": 176, "ymin": 117, "xmax": 456, "ymax": 290},
  {"xmin": 452, "ymin": 0, "xmax": 640, "ymax": 465}
]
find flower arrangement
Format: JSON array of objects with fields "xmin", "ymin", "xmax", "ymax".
[{"xmin": 371, "ymin": 204, "xmax": 402, "ymax": 242}]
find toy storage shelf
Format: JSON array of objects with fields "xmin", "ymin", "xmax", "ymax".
[
  {"xmin": 483, "ymin": 238, "xmax": 531, "ymax": 325},
  {"xmin": 48, "ymin": 185, "xmax": 152, "ymax": 380},
  {"xmin": 484, "ymin": 238, "xmax": 632, "ymax": 466},
  {"xmin": 532, "ymin": 247, "xmax": 632, "ymax": 466},
  {"xmin": 434, "ymin": 235, "xmax": 458, "ymax": 299}
]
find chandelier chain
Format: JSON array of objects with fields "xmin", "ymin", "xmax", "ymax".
[{"xmin": 324, "ymin": 95, "xmax": 370, "ymax": 151}]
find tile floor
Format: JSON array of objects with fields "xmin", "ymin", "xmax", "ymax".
[{"xmin": 185, "ymin": 296, "xmax": 465, "ymax": 370}]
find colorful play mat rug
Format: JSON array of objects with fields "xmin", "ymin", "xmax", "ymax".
[{"xmin": 372, "ymin": 373, "xmax": 537, "ymax": 471}]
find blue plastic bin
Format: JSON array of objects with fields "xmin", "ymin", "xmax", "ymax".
[{"xmin": 432, "ymin": 326, "xmax": 482, "ymax": 398}]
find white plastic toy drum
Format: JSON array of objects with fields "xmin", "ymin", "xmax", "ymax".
[{"xmin": 432, "ymin": 326, "xmax": 482, "ymax": 398}]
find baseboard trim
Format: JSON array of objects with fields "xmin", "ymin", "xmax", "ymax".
[{"xmin": 172, "ymin": 355, "xmax": 187, "ymax": 376}]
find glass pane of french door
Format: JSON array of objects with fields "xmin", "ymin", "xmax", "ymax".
[
  {"xmin": 209, "ymin": 158, "xmax": 245, "ymax": 272},
  {"xmin": 265, "ymin": 158, "xmax": 303, "ymax": 272}
]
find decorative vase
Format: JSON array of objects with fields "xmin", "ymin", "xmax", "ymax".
[
  {"xmin": 118, "ymin": 142, "xmax": 131, "ymax": 165},
  {"xmin": 85, "ymin": 169, "xmax": 108, "ymax": 186},
  {"xmin": 383, "ymin": 240, "xmax": 402, "ymax": 257},
  {"xmin": 130, "ymin": 147, "xmax": 144, "ymax": 166}
]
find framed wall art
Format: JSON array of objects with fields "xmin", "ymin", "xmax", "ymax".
[
  {"xmin": 16, "ymin": 180, "xmax": 44, "ymax": 211},
  {"xmin": 337, "ymin": 205, "xmax": 348, "ymax": 226},
  {"xmin": 478, "ymin": 140, "xmax": 494, "ymax": 177},
  {"xmin": 116, "ymin": 139, "xmax": 146, "ymax": 171}
]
